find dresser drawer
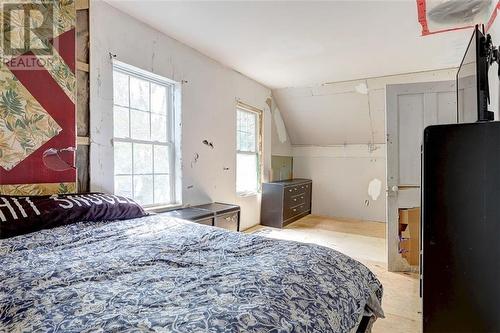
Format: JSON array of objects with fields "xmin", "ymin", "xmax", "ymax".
[
  {"xmin": 285, "ymin": 183, "xmax": 311, "ymax": 203},
  {"xmin": 298, "ymin": 182, "xmax": 311, "ymax": 192},
  {"xmin": 193, "ymin": 203, "xmax": 241, "ymax": 231},
  {"xmin": 214, "ymin": 212, "xmax": 238, "ymax": 231},
  {"xmin": 284, "ymin": 186, "xmax": 304, "ymax": 202},
  {"xmin": 288, "ymin": 193, "xmax": 307, "ymax": 206},
  {"xmin": 284, "ymin": 203, "xmax": 309, "ymax": 220},
  {"xmin": 284, "ymin": 185, "xmax": 302, "ymax": 195},
  {"xmin": 284, "ymin": 182, "xmax": 310, "ymax": 194}
]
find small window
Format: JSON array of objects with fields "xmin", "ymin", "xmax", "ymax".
[
  {"xmin": 112, "ymin": 62, "xmax": 177, "ymax": 207},
  {"xmin": 236, "ymin": 105, "xmax": 262, "ymax": 195}
]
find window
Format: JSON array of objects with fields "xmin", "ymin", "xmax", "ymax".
[
  {"xmin": 236, "ymin": 105, "xmax": 262, "ymax": 195},
  {"xmin": 112, "ymin": 61, "xmax": 177, "ymax": 207}
]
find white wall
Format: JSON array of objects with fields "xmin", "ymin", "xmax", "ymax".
[
  {"xmin": 293, "ymin": 145, "xmax": 385, "ymax": 222},
  {"xmin": 89, "ymin": 1, "xmax": 272, "ymax": 230},
  {"xmin": 274, "ymin": 69, "xmax": 458, "ymax": 222}
]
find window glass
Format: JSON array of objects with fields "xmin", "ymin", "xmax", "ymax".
[
  {"xmin": 112, "ymin": 64, "xmax": 176, "ymax": 206},
  {"xmin": 236, "ymin": 108, "xmax": 261, "ymax": 195}
]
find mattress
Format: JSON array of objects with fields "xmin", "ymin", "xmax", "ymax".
[{"xmin": 0, "ymin": 214, "xmax": 383, "ymax": 332}]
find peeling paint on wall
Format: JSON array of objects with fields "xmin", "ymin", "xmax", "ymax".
[
  {"xmin": 355, "ymin": 82, "xmax": 368, "ymax": 95},
  {"xmin": 273, "ymin": 107, "xmax": 288, "ymax": 143},
  {"xmin": 190, "ymin": 153, "xmax": 199, "ymax": 168}
]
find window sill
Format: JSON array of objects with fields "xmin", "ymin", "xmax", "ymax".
[
  {"xmin": 145, "ymin": 203, "xmax": 183, "ymax": 214},
  {"xmin": 237, "ymin": 192, "xmax": 260, "ymax": 198}
]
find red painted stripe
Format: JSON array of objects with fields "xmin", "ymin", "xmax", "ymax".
[
  {"xmin": 0, "ymin": 52, "xmax": 76, "ymax": 185},
  {"xmin": 49, "ymin": 28, "xmax": 76, "ymax": 73},
  {"xmin": 485, "ymin": 0, "xmax": 500, "ymax": 32},
  {"xmin": 416, "ymin": 0, "xmax": 430, "ymax": 36},
  {"xmin": 424, "ymin": 25, "xmax": 474, "ymax": 36}
]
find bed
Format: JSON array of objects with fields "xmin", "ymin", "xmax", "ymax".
[{"xmin": 0, "ymin": 196, "xmax": 384, "ymax": 332}]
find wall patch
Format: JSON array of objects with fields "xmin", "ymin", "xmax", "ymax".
[{"xmin": 368, "ymin": 178, "xmax": 382, "ymax": 201}]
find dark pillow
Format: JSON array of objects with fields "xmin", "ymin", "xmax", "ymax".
[{"xmin": 0, "ymin": 193, "xmax": 148, "ymax": 239}]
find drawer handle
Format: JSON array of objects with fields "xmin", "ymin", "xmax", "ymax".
[
  {"xmin": 301, "ymin": 186, "xmax": 304, "ymax": 189},
  {"xmin": 301, "ymin": 196, "xmax": 304, "ymax": 199},
  {"xmin": 293, "ymin": 198, "xmax": 297, "ymax": 201},
  {"xmin": 288, "ymin": 189, "xmax": 292, "ymax": 192},
  {"xmin": 293, "ymin": 208, "xmax": 297, "ymax": 212}
]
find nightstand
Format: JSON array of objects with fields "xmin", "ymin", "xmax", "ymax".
[
  {"xmin": 159, "ymin": 207, "xmax": 215, "ymax": 226},
  {"xmin": 193, "ymin": 202, "xmax": 240, "ymax": 231}
]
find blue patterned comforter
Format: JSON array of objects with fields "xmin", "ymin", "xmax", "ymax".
[{"xmin": 0, "ymin": 215, "xmax": 383, "ymax": 332}]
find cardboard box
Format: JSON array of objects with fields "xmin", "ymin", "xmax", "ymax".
[{"xmin": 398, "ymin": 207, "xmax": 420, "ymax": 266}]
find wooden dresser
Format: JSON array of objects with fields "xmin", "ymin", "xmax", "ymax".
[{"xmin": 261, "ymin": 179, "xmax": 312, "ymax": 228}]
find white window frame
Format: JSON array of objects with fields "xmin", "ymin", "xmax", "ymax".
[
  {"xmin": 112, "ymin": 61, "xmax": 178, "ymax": 207},
  {"xmin": 236, "ymin": 103, "xmax": 263, "ymax": 196}
]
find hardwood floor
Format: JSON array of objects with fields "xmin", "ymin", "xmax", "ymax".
[{"xmin": 246, "ymin": 215, "xmax": 421, "ymax": 333}]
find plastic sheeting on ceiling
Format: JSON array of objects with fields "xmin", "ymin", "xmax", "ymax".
[{"xmin": 417, "ymin": 0, "xmax": 499, "ymax": 36}]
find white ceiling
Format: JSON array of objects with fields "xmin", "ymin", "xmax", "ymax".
[{"xmin": 104, "ymin": 0, "xmax": 472, "ymax": 89}]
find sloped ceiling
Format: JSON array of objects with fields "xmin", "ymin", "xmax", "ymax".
[
  {"xmin": 103, "ymin": 0, "xmax": 472, "ymax": 89},
  {"xmin": 273, "ymin": 80, "xmax": 385, "ymax": 146},
  {"xmin": 103, "ymin": 0, "xmax": 479, "ymax": 146},
  {"xmin": 273, "ymin": 69, "xmax": 460, "ymax": 145}
]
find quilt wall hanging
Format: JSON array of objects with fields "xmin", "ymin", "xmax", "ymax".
[{"xmin": 0, "ymin": 0, "xmax": 76, "ymax": 195}]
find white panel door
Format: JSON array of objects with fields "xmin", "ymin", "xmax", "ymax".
[{"xmin": 386, "ymin": 80, "xmax": 457, "ymax": 272}]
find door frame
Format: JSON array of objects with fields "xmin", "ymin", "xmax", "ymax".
[{"xmin": 386, "ymin": 80, "xmax": 456, "ymax": 272}]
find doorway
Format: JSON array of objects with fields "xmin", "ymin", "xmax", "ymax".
[{"xmin": 386, "ymin": 80, "xmax": 458, "ymax": 272}]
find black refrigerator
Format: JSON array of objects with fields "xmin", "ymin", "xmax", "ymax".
[{"xmin": 422, "ymin": 121, "xmax": 500, "ymax": 332}]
